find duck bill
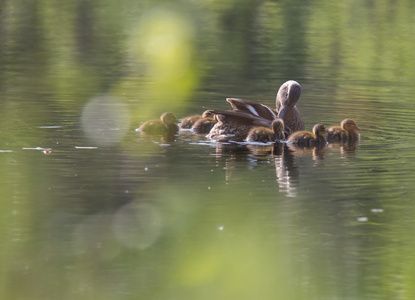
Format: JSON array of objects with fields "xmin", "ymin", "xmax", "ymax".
[
  {"xmin": 277, "ymin": 105, "xmax": 289, "ymax": 120},
  {"xmin": 356, "ymin": 126, "xmax": 361, "ymax": 130}
]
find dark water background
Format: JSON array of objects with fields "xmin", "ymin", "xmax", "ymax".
[{"xmin": 2, "ymin": 1, "xmax": 415, "ymax": 299}]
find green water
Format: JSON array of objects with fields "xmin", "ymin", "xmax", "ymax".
[{"xmin": 2, "ymin": 1, "xmax": 415, "ymax": 299}]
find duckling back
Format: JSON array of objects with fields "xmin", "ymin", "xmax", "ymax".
[
  {"xmin": 287, "ymin": 131, "xmax": 317, "ymax": 147},
  {"xmin": 181, "ymin": 110, "xmax": 214, "ymax": 129},
  {"xmin": 192, "ymin": 118, "xmax": 217, "ymax": 134},
  {"xmin": 139, "ymin": 120, "xmax": 166, "ymax": 135},
  {"xmin": 180, "ymin": 115, "xmax": 202, "ymax": 129},
  {"xmin": 246, "ymin": 127, "xmax": 275, "ymax": 143},
  {"xmin": 138, "ymin": 112, "xmax": 179, "ymax": 135},
  {"xmin": 288, "ymin": 124, "xmax": 326, "ymax": 147},
  {"xmin": 327, "ymin": 119, "xmax": 360, "ymax": 142},
  {"xmin": 327, "ymin": 126, "xmax": 346, "ymax": 142}
]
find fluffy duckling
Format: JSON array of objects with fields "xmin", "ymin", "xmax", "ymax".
[
  {"xmin": 137, "ymin": 112, "xmax": 179, "ymax": 135},
  {"xmin": 327, "ymin": 119, "xmax": 360, "ymax": 142},
  {"xmin": 287, "ymin": 124, "xmax": 327, "ymax": 147},
  {"xmin": 192, "ymin": 114, "xmax": 217, "ymax": 134},
  {"xmin": 181, "ymin": 110, "xmax": 213, "ymax": 129},
  {"xmin": 246, "ymin": 119, "xmax": 285, "ymax": 143}
]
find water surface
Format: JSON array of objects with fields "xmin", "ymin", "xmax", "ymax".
[{"xmin": 2, "ymin": 1, "xmax": 415, "ymax": 299}]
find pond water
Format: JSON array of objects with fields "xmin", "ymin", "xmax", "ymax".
[{"xmin": 2, "ymin": 1, "xmax": 415, "ymax": 299}]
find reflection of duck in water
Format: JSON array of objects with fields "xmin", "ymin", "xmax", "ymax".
[
  {"xmin": 181, "ymin": 110, "xmax": 213, "ymax": 129},
  {"xmin": 207, "ymin": 80, "xmax": 304, "ymax": 140},
  {"xmin": 137, "ymin": 112, "xmax": 179, "ymax": 135},
  {"xmin": 191, "ymin": 112, "xmax": 217, "ymax": 134},
  {"xmin": 246, "ymin": 119, "xmax": 285, "ymax": 143},
  {"xmin": 327, "ymin": 119, "xmax": 360, "ymax": 142},
  {"xmin": 287, "ymin": 124, "xmax": 327, "ymax": 147},
  {"xmin": 274, "ymin": 146, "xmax": 300, "ymax": 197},
  {"xmin": 286, "ymin": 142, "xmax": 327, "ymax": 160}
]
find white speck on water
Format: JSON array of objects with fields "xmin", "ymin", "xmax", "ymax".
[
  {"xmin": 75, "ymin": 146, "xmax": 98, "ymax": 149},
  {"xmin": 357, "ymin": 217, "xmax": 369, "ymax": 222},
  {"xmin": 144, "ymin": 167, "xmax": 148, "ymax": 171},
  {"xmin": 39, "ymin": 126, "xmax": 62, "ymax": 129},
  {"xmin": 208, "ymin": 186, "xmax": 211, "ymax": 190},
  {"xmin": 371, "ymin": 208, "xmax": 384, "ymax": 213},
  {"xmin": 218, "ymin": 226, "xmax": 224, "ymax": 231}
]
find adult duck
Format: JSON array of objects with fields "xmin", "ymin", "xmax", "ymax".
[
  {"xmin": 207, "ymin": 80, "xmax": 304, "ymax": 140},
  {"xmin": 137, "ymin": 112, "xmax": 179, "ymax": 135},
  {"xmin": 327, "ymin": 119, "xmax": 360, "ymax": 142},
  {"xmin": 246, "ymin": 119, "xmax": 285, "ymax": 143},
  {"xmin": 287, "ymin": 124, "xmax": 327, "ymax": 147}
]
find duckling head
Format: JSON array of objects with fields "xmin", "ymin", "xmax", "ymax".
[
  {"xmin": 161, "ymin": 112, "xmax": 178, "ymax": 124},
  {"xmin": 202, "ymin": 110, "xmax": 215, "ymax": 119},
  {"xmin": 276, "ymin": 80, "xmax": 301, "ymax": 120},
  {"xmin": 341, "ymin": 119, "xmax": 360, "ymax": 131},
  {"xmin": 313, "ymin": 124, "xmax": 327, "ymax": 137},
  {"xmin": 271, "ymin": 118, "xmax": 285, "ymax": 140}
]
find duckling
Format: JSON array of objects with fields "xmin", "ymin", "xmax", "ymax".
[
  {"xmin": 287, "ymin": 124, "xmax": 327, "ymax": 147},
  {"xmin": 192, "ymin": 113, "xmax": 217, "ymax": 134},
  {"xmin": 180, "ymin": 110, "xmax": 213, "ymax": 129},
  {"xmin": 327, "ymin": 119, "xmax": 360, "ymax": 142},
  {"xmin": 246, "ymin": 119, "xmax": 285, "ymax": 143},
  {"xmin": 137, "ymin": 112, "xmax": 179, "ymax": 135}
]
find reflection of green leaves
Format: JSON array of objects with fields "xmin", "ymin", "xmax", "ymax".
[{"xmin": 119, "ymin": 7, "xmax": 199, "ymax": 116}]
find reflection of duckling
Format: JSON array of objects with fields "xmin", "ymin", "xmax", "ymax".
[
  {"xmin": 181, "ymin": 110, "xmax": 212, "ymax": 129},
  {"xmin": 137, "ymin": 112, "xmax": 179, "ymax": 135},
  {"xmin": 327, "ymin": 119, "xmax": 360, "ymax": 142},
  {"xmin": 246, "ymin": 119, "xmax": 285, "ymax": 143},
  {"xmin": 287, "ymin": 124, "xmax": 327, "ymax": 147},
  {"xmin": 192, "ymin": 113, "xmax": 217, "ymax": 134}
]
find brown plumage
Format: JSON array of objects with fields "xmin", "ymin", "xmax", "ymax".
[
  {"xmin": 180, "ymin": 110, "xmax": 214, "ymax": 129},
  {"xmin": 287, "ymin": 124, "xmax": 327, "ymax": 147},
  {"xmin": 207, "ymin": 110, "xmax": 272, "ymax": 141},
  {"xmin": 192, "ymin": 116, "xmax": 217, "ymax": 134},
  {"xmin": 327, "ymin": 119, "xmax": 360, "ymax": 142},
  {"xmin": 138, "ymin": 112, "xmax": 179, "ymax": 135},
  {"xmin": 208, "ymin": 80, "xmax": 304, "ymax": 140},
  {"xmin": 246, "ymin": 119, "xmax": 285, "ymax": 143}
]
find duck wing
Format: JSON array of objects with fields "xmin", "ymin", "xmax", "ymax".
[
  {"xmin": 208, "ymin": 110, "xmax": 272, "ymax": 127},
  {"xmin": 226, "ymin": 98, "xmax": 277, "ymax": 121}
]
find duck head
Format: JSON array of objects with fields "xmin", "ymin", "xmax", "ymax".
[
  {"xmin": 202, "ymin": 110, "xmax": 215, "ymax": 119},
  {"xmin": 312, "ymin": 124, "xmax": 327, "ymax": 137},
  {"xmin": 341, "ymin": 119, "xmax": 360, "ymax": 131},
  {"xmin": 271, "ymin": 118, "xmax": 285, "ymax": 140},
  {"xmin": 161, "ymin": 112, "xmax": 179, "ymax": 124},
  {"xmin": 276, "ymin": 80, "xmax": 301, "ymax": 120}
]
